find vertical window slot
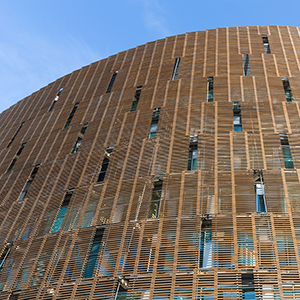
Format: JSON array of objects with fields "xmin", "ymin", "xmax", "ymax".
[
  {"xmin": 242, "ymin": 272, "xmax": 256, "ymax": 299},
  {"xmin": 199, "ymin": 218, "xmax": 212, "ymax": 268},
  {"xmin": 64, "ymin": 102, "xmax": 79, "ymax": 129},
  {"xmin": 148, "ymin": 108, "xmax": 161, "ymax": 138},
  {"xmin": 71, "ymin": 122, "xmax": 89, "ymax": 153},
  {"xmin": 207, "ymin": 77, "xmax": 214, "ymax": 102},
  {"xmin": 83, "ymin": 227, "xmax": 105, "ymax": 278},
  {"xmin": 282, "ymin": 77, "xmax": 294, "ymax": 102},
  {"xmin": 233, "ymin": 102, "xmax": 242, "ymax": 132},
  {"xmin": 49, "ymin": 87, "xmax": 63, "ymax": 112},
  {"xmin": 172, "ymin": 57, "xmax": 181, "ymax": 80},
  {"xmin": 7, "ymin": 142, "xmax": 27, "ymax": 173},
  {"xmin": 187, "ymin": 135, "xmax": 198, "ymax": 170},
  {"xmin": 0, "ymin": 242, "xmax": 12, "ymax": 270},
  {"xmin": 148, "ymin": 177, "xmax": 163, "ymax": 219},
  {"xmin": 106, "ymin": 71, "xmax": 118, "ymax": 93},
  {"xmin": 242, "ymin": 54, "xmax": 251, "ymax": 76},
  {"xmin": 97, "ymin": 146, "xmax": 114, "ymax": 182},
  {"xmin": 280, "ymin": 133, "xmax": 294, "ymax": 169},
  {"xmin": 18, "ymin": 164, "xmax": 40, "ymax": 201},
  {"xmin": 7, "ymin": 122, "xmax": 25, "ymax": 148},
  {"xmin": 254, "ymin": 170, "xmax": 267, "ymax": 213},
  {"xmin": 262, "ymin": 36, "xmax": 271, "ymax": 54},
  {"xmin": 130, "ymin": 86, "xmax": 142, "ymax": 112},
  {"xmin": 50, "ymin": 189, "xmax": 73, "ymax": 233}
]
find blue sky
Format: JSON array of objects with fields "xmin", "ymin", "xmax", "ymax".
[{"xmin": 1, "ymin": 0, "xmax": 300, "ymax": 113}]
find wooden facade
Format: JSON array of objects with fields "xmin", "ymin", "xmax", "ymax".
[{"xmin": 0, "ymin": 25, "xmax": 300, "ymax": 299}]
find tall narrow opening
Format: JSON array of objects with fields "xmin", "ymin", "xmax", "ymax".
[
  {"xmin": 130, "ymin": 86, "xmax": 142, "ymax": 112},
  {"xmin": 106, "ymin": 71, "xmax": 118, "ymax": 93},
  {"xmin": 148, "ymin": 177, "xmax": 163, "ymax": 219},
  {"xmin": 262, "ymin": 36, "xmax": 271, "ymax": 54},
  {"xmin": 207, "ymin": 77, "xmax": 214, "ymax": 102},
  {"xmin": 199, "ymin": 217, "xmax": 212, "ymax": 268},
  {"xmin": 242, "ymin": 54, "xmax": 251, "ymax": 76},
  {"xmin": 71, "ymin": 122, "xmax": 89, "ymax": 153},
  {"xmin": 187, "ymin": 135, "xmax": 198, "ymax": 170},
  {"xmin": 233, "ymin": 102, "xmax": 242, "ymax": 132},
  {"xmin": 7, "ymin": 122, "xmax": 25, "ymax": 148},
  {"xmin": 7, "ymin": 142, "xmax": 27, "ymax": 173},
  {"xmin": 18, "ymin": 164, "xmax": 40, "ymax": 201},
  {"xmin": 63, "ymin": 102, "xmax": 79, "ymax": 129},
  {"xmin": 254, "ymin": 170, "xmax": 267, "ymax": 213},
  {"xmin": 49, "ymin": 87, "xmax": 63, "ymax": 112},
  {"xmin": 148, "ymin": 108, "xmax": 161, "ymax": 138},
  {"xmin": 172, "ymin": 57, "xmax": 181, "ymax": 80},
  {"xmin": 282, "ymin": 77, "xmax": 294, "ymax": 102},
  {"xmin": 97, "ymin": 146, "xmax": 114, "ymax": 182},
  {"xmin": 280, "ymin": 133, "xmax": 294, "ymax": 169}
]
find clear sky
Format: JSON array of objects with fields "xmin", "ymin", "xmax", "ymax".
[{"xmin": 1, "ymin": 0, "xmax": 300, "ymax": 113}]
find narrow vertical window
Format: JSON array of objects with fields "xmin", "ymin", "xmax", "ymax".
[
  {"xmin": 233, "ymin": 102, "xmax": 242, "ymax": 132},
  {"xmin": 282, "ymin": 77, "xmax": 294, "ymax": 102},
  {"xmin": 148, "ymin": 177, "xmax": 163, "ymax": 219},
  {"xmin": 83, "ymin": 227, "xmax": 104, "ymax": 278},
  {"xmin": 106, "ymin": 71, "xmax": 118, "ymax": 93},
  {"xmin": 18, "ymin": 164, "xmax": 40, "ymax": 201},
  {"xmin": 50, "ymin": 189, "xmax": 73, "ymax": 233},
  {"xmin": 242, "ymin": 272, "xmax": 256, "ymax": 299},
  {"xmin": 254, "ymin": 170, "xmax": 267, "ymax": 213},
  {"xmin": 130, "ymin": 86, "xmax": 142, "ymax": 112},
  {"xmin": 172, "ymin": 57, "xmax": 181, "ymax": 80},
  {"xmin": 262, "ymin": 36, "xmax": 271, "ymax": 54},
  {"xmin": 207, "ymin": 77, "xmax": 214, "ymax": 102},
  {"xmin": 49, "ymin": 87, "xmax": 63, "ymax": 112},
  {"xmin": 0, "ymin": 243, "xmax": 12, "ymax": 270},
  {"xmin": 63, "ymin": 102, "xmax": 79, "ymax": 129},
  {"xmin": 280, "ymin": 133, "xmax": 294, "ymax": 169},
  {"xmin": 71, "ymin": 122, "xmax": 89, "ymax": 153},
  {"xmin": 7, "ymin": 142, "xmax": 27, "ymax": 173},
  {"xmin": 97, "ymin": 146, "xmax": 114, "ymax": 182},
  {"xmin": 115, "ymin": 277, "xmax": 129, "ymax": 300},
  {"xmin": 199, "ymin": 218, "xmax": 212, "ymax": 268},
  {"xmin": 148, "ymin": 108, "xmax": 161, "ymax": 138},
  {"xmin": 187, "ymin": 135, "xmax": 198, "ymax": 170},
  {"xmin": 7, "ymin": 122, "xmax": 25, "ymax": 148},
  {"xmin": 242, "ymin": 54, "xmax": 251, "ymax": 76}
]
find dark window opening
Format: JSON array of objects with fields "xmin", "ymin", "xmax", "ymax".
[
  {"xmin": 199, "ymin": 218, "xmax": 212, "ymax": 268},
  {"xmin": 172, "ymin": 57, "xmax": 181, "ymax": 80},
  {"xmin": 71, "ymin": 122, "xmax": 89, "ymax": 153},
  {"xmin": 50, "ymin": 189, "xmax": 74, "ymax": 233},
  {"xmin": 9, "ymin": 291, "xmax": 20, "ymax": 300},
  {"xmin": 115, "ymin": 277, "xmax": 129, "ymax": 300},
  {"xmin": 130, "ymin": 86, "xmax": 142, "ymax": 112},
  {"xmin": 18, "ymin": 164, "xmax": 40, "ymax": 201},
  {"xmin": 242, "ymin": 272, "xmax": 256, "ymax": 299},
  {"xmin": 7, "ymin": 142, "xmax": 27, "ymax": 173},
  {"xmin": 7, "ymin": 122, "xmax": 25, "ymax": 148},
  {"xmin": 207, "ymin": 77, "xmax": 214, "ymax": 102},
  {"xmin": 280, "ymin": 133, "xmax": 294, "ymax": 169},
  {"xmin": 64, "ymin": 102, "xmax": 79, "ymax": 129},
  {"xmin": 49, "ymin": 87, "xmax": 63, "ymax": 112},
  {"xmin": 242, "ymin": 54, "xmax": 251, "ymax": 76},
  {"xmin": 0, "ymin": 242, "xmax": 12, "ymax": 270},
  {"xmin": 83, "ymin": 227, "xmax": 105, "ymax": 278},
  {"xmin": 282, "ymin": 77, "xmax": 294, "ymax": 102},
  {"xmin": 97, "ymin": 146, "xmax": 114, "ymax": 182},
  {"xmin": 106, "ymin": 71, "xmax": 118, "ymax": 93},
  {"xmin": 254, "ymin": 170, "xmax": 267, "ymax": 213},
  {"xmin": 148, "ymin": 108, "xmax": 161, "ymax": 138},
  {"xmin": 262, "ymin": 36, "xmax": 271, "ymax": 54},
  {"xmin": 148, "ymin": 177, "xmax": 163, "ymax": 219},
  {"xmin": 233, "ymin": 102, "xmax": 242, "ymax": 132},
  {"xmin": 187, "ymin": 135, "xmax": 198, "ymax": 171}
]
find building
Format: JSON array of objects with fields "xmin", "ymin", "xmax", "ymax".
[{"xmin": 0, "ymin": 25, "xmax": 300, "ymax": 299}]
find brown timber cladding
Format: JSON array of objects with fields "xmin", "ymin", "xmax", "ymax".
[{"xmin": 1, "ymin": 25, "xmax": 300, "ymax": 299}]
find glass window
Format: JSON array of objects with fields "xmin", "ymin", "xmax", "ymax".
[
  {"xmin": 49, "ymin": 87, "xmax": 63, "ymax": 112},
  {"xmin": 106, "ymin": 71, "xmax": 118, "ymax": 93},
  {"xmin": 233, "ymin": 102, "xmax": 242, "ymax": 132},
  {"xmin": 18, "ymin": 164, "xmax": 40, "ymax": 201},
  {"xmin": 207, "ymin": 77, "xmax": 214, "ymax": 102},
  {"xmin": 7, "ymin": 122, "xmax": 25, "ymax": 148},
  {"xmin": 64, "ymin": 102, "xmax": 79, "ymax": 129},
  {"xmin": 71, "ymin": 123, "xmax": 88, "ymax": 153},
  {"xmin": 97, "ymin": 147, "xmax": 114, "ymax": 182},
  {"xmin": 187, "ymin": 135, "xmax": 198, "ymax": 171},
  {"xmin": 148, "ymin": 108, "xmax": 161, "ymax": 138},
  {"xmin": 7, "ymin": 142, "xmax": 27, "ymax": 173},
  {"xmin": 280, "ymin": 133, "xmax": 294, "ymax": 169},
  {"xmin": 242, "ymin": 54, "xmax": 251, "ymax": 76},
  {"xmin": 282, "ymin": 77, "xmax": 294, "ymax": 102},
  {"xmin": 148, "ymin": 178, "xmax": 163, "ymax": 219},
  {"xmin": 254, "ymin": 170, "xmax": 267, "ymax": 213},
  {"xmin": 130, "ymin": 86, "xmax": 142, "ymax": 112},
  {"xmin": 200, "ymin": 218, "xmax": 212, "ymax": 268},
  {"xmin": 172, "ymin": 57, "xmax": 181, "ymax": 80},
  {"xmin": 262, "ymin": 36, "xmax": 271, "ymax": 54}
]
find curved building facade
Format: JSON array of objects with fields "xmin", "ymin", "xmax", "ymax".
[{"xmin": 1, "ymin": 25, "xmax": 300, "ymax": 299}]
